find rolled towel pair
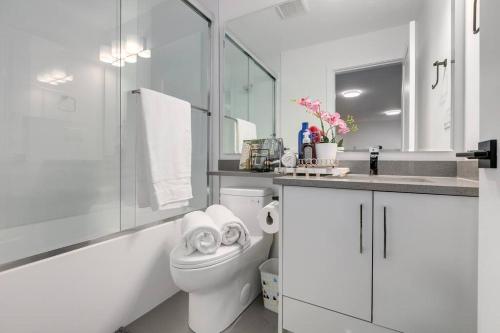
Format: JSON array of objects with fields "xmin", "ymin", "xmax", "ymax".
[
  {"xmin": 206, "ymin": 205, "xmax": 250, "ymax": 247},
  {"xmin": 180, "ymin": 205, "xmax": 251, "ymax": 255},
  {"xmin": 181, "ymin": 211, "xmax": 222, "ymax": 255}
]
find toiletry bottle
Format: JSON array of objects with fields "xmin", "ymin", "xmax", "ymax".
[
  {"xmin": 298, "ymin": 122, "xmax": 309, "ymax": 159},
  {"xmin": 301, "ymin": 131, "xmax": 314, "ymax": 161}
]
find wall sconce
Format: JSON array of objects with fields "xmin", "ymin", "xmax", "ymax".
[
  {"xmin": 37, "ymin": 70, "xmax": 74, "ymax": 86},
  {"xmin": 99, "ymin": 35, "xmax": 151, "ymax": 67}
]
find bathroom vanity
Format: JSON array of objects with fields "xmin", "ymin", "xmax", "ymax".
[{"xmin": 275, "ymin": 175, "xmax": 478, "ymax": 333}]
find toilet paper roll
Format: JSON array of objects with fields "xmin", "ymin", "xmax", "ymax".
[{"xmin": 258, "ymin": 201, "xmax": 280, "ymax": 234}]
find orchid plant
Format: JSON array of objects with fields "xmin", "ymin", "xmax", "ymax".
[{"xmin": 294, "ymin": 97, "xmax": 358, "ymax": 146}]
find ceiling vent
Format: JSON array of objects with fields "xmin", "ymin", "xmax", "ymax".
[{"xmin": 275, "ymin": 0, "xmax": 310, "ymax": 20}]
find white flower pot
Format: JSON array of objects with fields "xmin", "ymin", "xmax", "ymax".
[{"xmin": 315, "ymin": 142, "xmax": 338, "ymax": 161}]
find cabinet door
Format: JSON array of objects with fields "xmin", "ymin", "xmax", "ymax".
[
  {"xmin": 373, "ymin": 192, "xmax": 478, "ymax": 333},
  {"xmin": 283, "ymin": 186, "xmax": 373, "ymax": 321}
]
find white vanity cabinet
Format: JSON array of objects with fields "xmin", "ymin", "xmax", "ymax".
[
  {"xmin": 282, "ymin": 186, "xmax": 373, "ymax": 321},
  {"xmin": 372, "ymin": 192, "xmax": 478, "ymax": 333},
  {"xmin": 281, "ymin": 186, "xmax": 478, "ymax": 333}
]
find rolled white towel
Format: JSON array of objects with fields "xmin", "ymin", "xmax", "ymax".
[
  {"xmin": 206, "ymin": 205, "xmax": 250, "ymax": 247},
  {"xmin": 181, "ymin": 211, "xmax": 222, "ymax": 255}
]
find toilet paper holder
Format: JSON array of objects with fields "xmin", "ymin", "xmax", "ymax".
[{"xmin": 266, "ymin": 212, "xmax": 274, "ymax": 225}]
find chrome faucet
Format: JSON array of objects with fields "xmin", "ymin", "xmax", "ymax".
[{"xmin": 369, "ymin": 146, "xmax": 382, "ymax": 175}]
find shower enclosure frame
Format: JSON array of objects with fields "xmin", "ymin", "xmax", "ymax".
[{"xmin": 0, "ymin": 0, "xmax": 215, "ymax": 273}]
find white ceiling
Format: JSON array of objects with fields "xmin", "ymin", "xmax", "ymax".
[{"xmin": 226, "ymin": 0, "xmax": 421, "ymax": 72}]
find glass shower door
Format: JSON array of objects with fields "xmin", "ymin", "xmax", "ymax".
[
  {"xmin": 223, "ymin": 36, "xmax": 276, "ymax": 154},
  {"xmin": 121, "ymin": 0, "xmax": 211, "ymax": 228},
  {"xmin": 249, "ymin": 59, "xmax": 275, "ymax": 138},
  {"xmin": 0, "ymin": 0, "xmax": 121, "ymax": 265}
]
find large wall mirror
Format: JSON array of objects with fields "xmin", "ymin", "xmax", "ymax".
[{"xmin": 222, "ymin": 0, "xmax": 471, "ymax": 154}]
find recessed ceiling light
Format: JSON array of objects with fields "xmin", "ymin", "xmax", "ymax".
[
  {"xmin": 384, "ymin": 109, "xmax": 402, "ymax": 116},
  {"xmin": 342, "ymin": 90, "xmax": 362, "ymax": 98}
]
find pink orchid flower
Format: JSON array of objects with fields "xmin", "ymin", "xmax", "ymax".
[
  {"xmin": 310, "ymin": 100, "xmax": 321, "ymax": 114},
  {"xmin": 326, "ymin": 112, "xmax": 341, "ymax": 127},
  {"xmin": 337, "ymin": 119, "xmax": 350, "ymax": 135},
  {"xmin": 296, "ymin": 97, "xmax": 310, "ymax": 107}
]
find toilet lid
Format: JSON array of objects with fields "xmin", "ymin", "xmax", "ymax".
[{"xmin": 170, "ymin": 237, "xmax": 257, "ymax": 269}]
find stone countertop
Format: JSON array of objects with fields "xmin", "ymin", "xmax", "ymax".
[
  {"xmin": 273, "ymin": 174, "xmax": 479, "ymax": 197},
  {"xmin": 208, "ymin": 170, "xmax": 276, "ymax": 178}
]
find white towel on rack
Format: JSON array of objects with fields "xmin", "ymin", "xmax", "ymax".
[
  {"xmin": 236, "ymin": 118, "xmax": 257, "ymax": 153},
  {"xmin": 205, "ymin": 204, "xmax": 250, "ymax": 247},
  {"xmin": 181, "ymin": 211, "xmax": 222, "ymax": 255},
  {"xmin": 136, "ymin": 88, "xmax": 193, "ymax": 211}
]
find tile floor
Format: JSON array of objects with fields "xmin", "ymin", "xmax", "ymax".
[{"xmin": 125, "ymin": 291, "xmax": 278, "ymax": 333}]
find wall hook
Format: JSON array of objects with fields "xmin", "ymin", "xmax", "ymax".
[{"xmin": 432, "ymin": 59, "xmax": 448, "ymax": 90}]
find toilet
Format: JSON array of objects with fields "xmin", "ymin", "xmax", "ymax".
[{"xmin": 170, "ymin": 187, "xmax": 274, "ymax": 333}]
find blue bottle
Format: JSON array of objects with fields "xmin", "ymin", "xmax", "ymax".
[{"xmin": 298, "ymin": 122, "xmax": 309, "ymax": 159}]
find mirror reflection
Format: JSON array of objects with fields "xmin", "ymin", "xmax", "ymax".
[
  {"xmin": 223, "ymin": 0, "xmax": 458, "ymax": 154},
  {"xmin": 223, "ymin": 35, "xmax": 276, "ymax": 154}
]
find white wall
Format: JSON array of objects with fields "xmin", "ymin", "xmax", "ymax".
[
  {"xmin": 280, "ymin": 25, "xmax": 409, "ymax": 155},
  {"xmin": 478, "ymin": 0, "xmax": 500, "ymax": 332},
  {"xmin": 0, "ymin": 221, "xmax": 182, "ymax": 333},
  {"xmin": 415, "ymin": 0, "xmax": 453, "ymax": 151}
]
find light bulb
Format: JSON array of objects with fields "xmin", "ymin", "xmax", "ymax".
[
  {"xmin": 112, "ymin": 59, "xmax": 125, "ymax": 67},
  {"xmin": 37, "ymin": 74, "xmax": 51, "ymax": 83},
  {"xmin": 65, "ymin": 75, "xmax": 74, "ymax": 82},
  {"xmin": 138, "ymin": 49, "xmax": 151, "ymax": 58},
  {"xmin": 99, "ymin": 45, "xmax": 114, "ymax": 63},
  {"xmin": 51, "ymin": 70, "xmax": 66, "ymax": 79},
  {"xmin": 126, "ymin": 35, "xmax": 143, "ymax": 54},
  {"xmin": 111, "ymin": 40, "xmax": 121, "ymax": 58},
  {"xmin": 125, "ymin": 54, "xmax": 137, "ymax": 63},
  {"xmin": 342, "ymin": 90, "xmax": 362, "ymax": 98},
  {"xmin": 383, "ymin": 109, "xmax": 402, "ymax": 116}
]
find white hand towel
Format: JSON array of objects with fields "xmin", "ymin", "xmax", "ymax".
[
  {"xmin": 136, "ymin": 88, "xmax": 193, "ymax": 211},
  {"xmin": 181, "ymin": 211, "xmax": 222, "ymax": 255},
  {"xmin": 205, "ymin": 205, "xmax": 250, "ymax": 247},
  {"xmin": 236, "ymin": 118, "xmax": 257, "ymax": 153}
]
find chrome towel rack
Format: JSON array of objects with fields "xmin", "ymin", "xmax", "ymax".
[{"xmin": 131, "ymin": 89, "xmax": 210, "ymax": 115}]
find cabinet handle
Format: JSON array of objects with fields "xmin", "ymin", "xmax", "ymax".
[
  {"xmin": 359, "ymin": 204, "xmax": 363, "ymax": 254},
  {"xmin": 383, "ymin": 206, "xmax": 387, "ymax": 259},
  {"xmin": 473, "ymin": 0, "xmax": 480, "ymax": 34}
]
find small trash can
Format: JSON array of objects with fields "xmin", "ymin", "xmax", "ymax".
[{"xmin": 259, "ymin": 258, "xmax": 279, "ymax": 313}]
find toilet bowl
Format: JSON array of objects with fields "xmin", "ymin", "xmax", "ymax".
[{"xmin": 170, "ymin": 187, "xmax": 273, "ymax": 333}]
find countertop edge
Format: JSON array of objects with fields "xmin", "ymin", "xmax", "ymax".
[{"xmin": 272, "ymin": 177, "xmax": 479, "ymax": 197}]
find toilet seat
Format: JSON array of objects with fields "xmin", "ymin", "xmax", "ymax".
[{"xmin": 171, "ymin": 236, "xmax": 260, "ymax": 269}]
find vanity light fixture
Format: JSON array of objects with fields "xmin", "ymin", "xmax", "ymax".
[
  {"xmin": 99, "ymin": 35, "xmax": 151, "ymax": 67},
  {"xmin": 37, "ymin": 70, "xmax": 74, "ymax": 86},
  {"xmin": 342, "ymin": 89, "xmax": 362, "ymax": 98},
  {"xmin": 383, "ymin": 109, "xmax": 402, "ymax": 116}
]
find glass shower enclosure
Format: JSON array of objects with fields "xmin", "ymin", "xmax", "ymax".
[{"xmin": 0, "ymin": 0, "xmax": 211, "ymax": 267}]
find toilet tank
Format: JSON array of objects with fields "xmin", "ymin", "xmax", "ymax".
[{"xmin": 220, "ymin": 187, "xmax": 273, "ymax": 236}]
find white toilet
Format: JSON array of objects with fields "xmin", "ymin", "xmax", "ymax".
[{"xmin": 170, "ymin": 187, "xmax": 274, "ymax": 333}]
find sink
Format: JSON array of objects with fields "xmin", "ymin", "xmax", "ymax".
[{"xmin": 338, "ymin": 174, "xmax": 433, "ymax": 184}]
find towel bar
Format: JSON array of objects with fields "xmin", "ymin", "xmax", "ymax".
[{"xmin": 131, "ymin": 89, "xmax": 210, "ymax": 114}]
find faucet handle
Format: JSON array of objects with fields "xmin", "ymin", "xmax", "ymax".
[{"xmin": 369, "ymin": 146, "xmax": 383, "ymax": 154}]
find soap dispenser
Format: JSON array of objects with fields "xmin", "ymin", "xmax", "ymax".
[
  {"xmin": 298, "ymin": 122, "xmax": 309, "ymax": 159},
  {"xmin": 301, "ymin": 131, "xmax": 314, "ymax": 161}
]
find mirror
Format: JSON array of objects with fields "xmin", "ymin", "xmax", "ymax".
[
  {"xmin": 223, "ymin": 35, "xmax": 276, "ymax": 154},
  {"xmin": 222, "ymin": 0, "xmax": 460, "ymax": 154}
]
